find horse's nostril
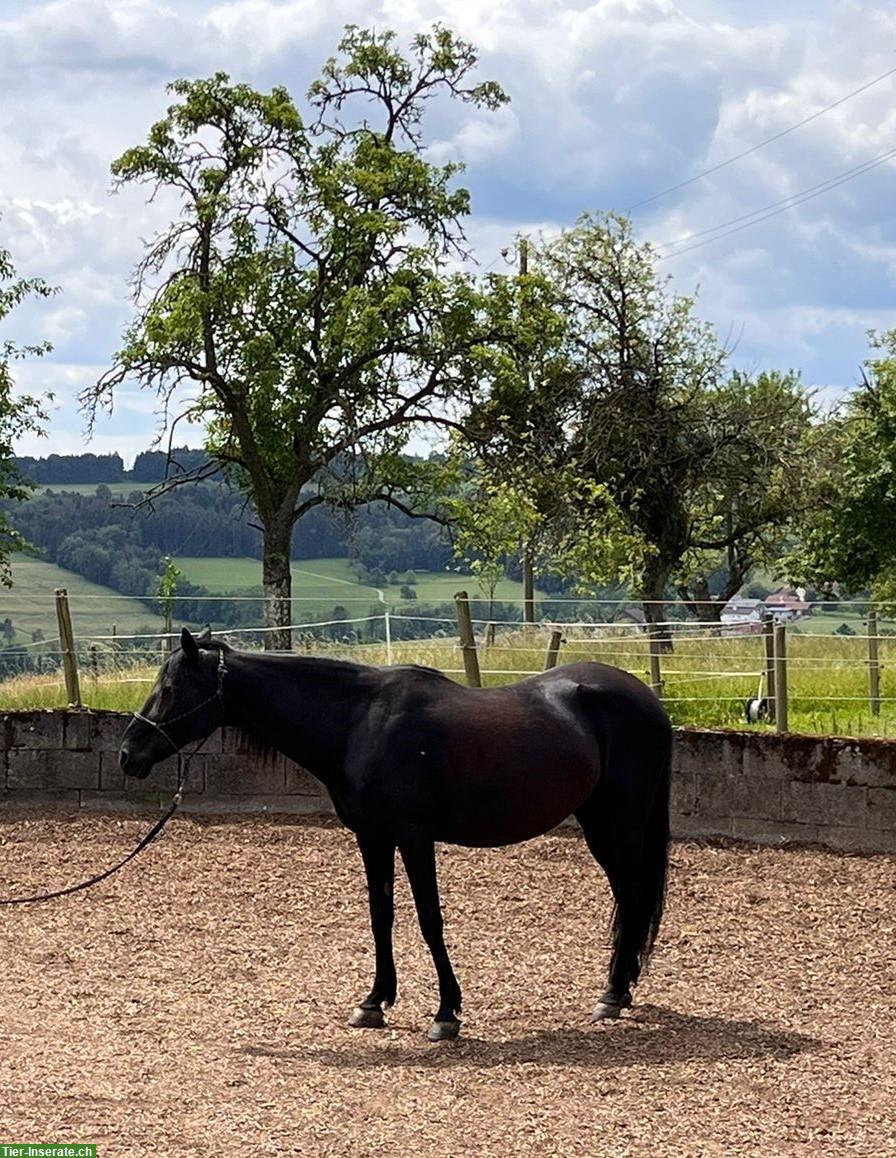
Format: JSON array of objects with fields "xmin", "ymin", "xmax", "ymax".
[{"xmin": 119, "ymin": 746, "xmax": 130, "ymax": 769}]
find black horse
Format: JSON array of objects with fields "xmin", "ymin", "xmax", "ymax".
[{"xmin": 120, "ymin": 627, "xmax": 672, "ymax": 1041}]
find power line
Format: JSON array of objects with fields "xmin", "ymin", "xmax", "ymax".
[
  {"xmin": 657, "ymin": 143, "xmax": 896, "ymax": 261},
  {"xmin": 628, "ymin": 63, "xmax": 896, "ymax": 213},
  {"xmin": 481, "ymin": 251, "xmax": 506, "ymax": 273}
]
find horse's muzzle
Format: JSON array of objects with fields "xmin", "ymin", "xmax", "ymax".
[{"xmin": 118, "ymin": 744, "xmax": 152, "ymax": 779}]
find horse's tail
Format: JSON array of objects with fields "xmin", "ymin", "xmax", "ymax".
[
  {"xmin": 607, "ymin": 728, "xmax": 671, "ymax": 981},
  {"xmin": 631, "ymin": 732, "xmax": 671, "ymax": 974}
]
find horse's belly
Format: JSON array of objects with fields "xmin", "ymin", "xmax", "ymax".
[{"xmin": 434, "ymin": 760, "xmax": 597, "ymax": 847}]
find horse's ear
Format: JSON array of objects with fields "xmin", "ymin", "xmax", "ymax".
[
  {"xmin": 197, "ymin": 625, "xmax": 213, "ymax": 645},
  {"xmin": 180, "ymin": 627, "xmax": 200, "ymax": 665}
]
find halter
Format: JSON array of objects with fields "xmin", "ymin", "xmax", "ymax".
[{"xmin": 133, "ymin": 648, "xmax": 228, "ymax": 756}]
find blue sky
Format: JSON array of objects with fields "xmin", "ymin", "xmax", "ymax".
[{"xmin": 2, "ymin": 0, "xmax": 896, "ymax": 462}]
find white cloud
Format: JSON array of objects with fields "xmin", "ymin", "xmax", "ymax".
[{"xmin": 2, "ymin": 0, "xmax": 896, "ymax": 460}]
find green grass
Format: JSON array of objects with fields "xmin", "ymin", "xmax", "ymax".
[
  {"xmin": 1, "ymin": 550, "xmax": 891, "ymax": 737},
  {"xmin": 1, "ymin": 554, "xmax": 164, "ymax": 644},
  {"xmin": 789, "ymin": 611, "xmax": 869, "ymax": 636},
  {"xmin": 2, "ymin": 624, "xmax": 893, "ymax": 739}
]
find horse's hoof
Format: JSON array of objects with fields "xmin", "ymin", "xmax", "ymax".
[
  {"xmin": 590, "ymin": 1002, "xmax": 624, "ymax": 1022},
  {"xmin": 348, "ymin": 1006, "xmax": 385, "ymax": 1029},
  {"xmin": 427, "ymin": 1019, "xmax": 461, "ymax": 1042}
]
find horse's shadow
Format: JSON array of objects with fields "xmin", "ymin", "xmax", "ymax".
[{"xmin": 243, "ymin": 1005, "xmax": 822, "ymax": 1071}]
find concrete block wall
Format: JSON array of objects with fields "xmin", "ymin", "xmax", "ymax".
[
  {"xmin": 1, "ymin": 710, "xmax": 895, "ymax": 853},
  {"xmin": 0, "ymin": 709, "xmax": 330, "ymax": 817},
  {"xmin": 673, "ymin": 728, "xmax": 896, "ymax": 854}
]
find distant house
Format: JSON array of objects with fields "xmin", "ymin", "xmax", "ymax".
[
  {"xmin": 765, "ymin": 589, "xmax": 812, "ymax": 622},
  {"xmin": 720, "ymin": 597, "xmax": 765, "ymax": 631}
]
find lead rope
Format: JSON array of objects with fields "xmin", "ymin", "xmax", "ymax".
[
  {"xmin": 0, "ymin": 737, "xmax": 211, "ymax": 906},
  {"xmin": 0, "ymin": 653, "xmax": 227, "ymax": 906}
]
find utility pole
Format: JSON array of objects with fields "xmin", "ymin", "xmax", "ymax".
[{"xmin": 518, "ymin": 237, "xmax": 536, "ymax": 627}]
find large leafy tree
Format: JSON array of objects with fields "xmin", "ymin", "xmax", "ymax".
[
  {"xmin": 86, "ymin": 26, "xmax": 506, "ymax": 647},
  {"xmin": 0, "ymin": 234, "xmax": 54, "ymax": 585},
  {"xmin": 462, "ymin": 215, "xmax": 813, "ymax": 632},
  {"xmin": 791, "ymin": 331, "xmax": 896, "ymax": 600},
  {"xmin": 542, "ymin": 213, "xmax": 729, "ymax": 632}
]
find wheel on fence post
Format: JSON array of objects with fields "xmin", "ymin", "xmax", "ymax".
[{"xmin": 745, "ymin": 697, "xmax": 769, "ymax": 723}]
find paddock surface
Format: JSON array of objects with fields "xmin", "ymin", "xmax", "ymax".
[{"xmin": 0, "ymin": 812, "xmax": 894, "ymax": 1157}]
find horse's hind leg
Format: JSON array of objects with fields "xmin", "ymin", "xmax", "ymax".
[
  {"xmin": 399, "ymin": 833, "xmax": 463, "ymax": 1042},
  {"xmin": 349, "ymin": 834, "xmax": 397, "ymax": 1029},
  {"xmin": 575, "ymin": 781, "xmax": 668, "ymax": 1022}
]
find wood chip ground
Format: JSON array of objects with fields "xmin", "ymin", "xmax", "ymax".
[{"xmin": 0, "ymin": 811, "xmax": 894, "ymax": 1156}]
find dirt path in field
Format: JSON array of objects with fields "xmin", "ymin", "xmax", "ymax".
[{"xmin": 0, "ymin": 812, "xmax": 893, "ymax": 1157}]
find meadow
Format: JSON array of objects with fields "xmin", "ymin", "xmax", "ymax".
[
  {"xmin": 2, "ymin": 547, "xmax": 890, "ymax": 737},
  {"xmin": 32, "ymin": 482, "xmax": 153, "ymax": 496},
  {"xmin": 0, "ymin": 554, "xmax": 164, "ymax": 643},
  {"xmin": 175, "ymin": 555, "xmax": 544, "ymax": 620}
]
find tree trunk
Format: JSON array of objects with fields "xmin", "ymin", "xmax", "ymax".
[
  {"xmin": 677, "ymin": 578, "xmax": 722, "ymax": 622},
  {"xmin": 642, "ymin": 557, "xmax": 673, "ymax": 652},
  {"xmin": 262, "ymin": 520, "xmax": 293, "ymax": 651}
]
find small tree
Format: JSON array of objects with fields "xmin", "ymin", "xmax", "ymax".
[
  {"xmin": 457, "ymin": 248, "xmax": 580, "ymax": 614},
  {"xmin": 85, "ymin": 27, "xmax": 507, "ymax": 649},
  {"xmin": 448, "ymin": 480, "xmax": 540, "ymax": 620},
  {"xmin": 0, "ymin": 233, "xmax": 54, "ymax": 584},
  {"xmin": 155, "ymin": 554, "xmax": 181, "ymax": 651}
]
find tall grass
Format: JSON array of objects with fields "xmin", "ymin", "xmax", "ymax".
[{"xmin": 0, "ymin": 627, "xmax": 891, "ymax": 738}]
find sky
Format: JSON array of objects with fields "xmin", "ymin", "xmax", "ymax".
[{"xmin": 2, "ymin": 0, "xmax": 896, "ymax": 463}]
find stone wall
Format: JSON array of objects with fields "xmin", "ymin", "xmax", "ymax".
[
  {"xmin": 673, "ymin": 728, "xmax": 896, "ymax": 854},
  {"xmin": 1, "ymin": 710, "xmax": 895, "ymax": 853},
  {"xmin": 0, "ymin": 709, "xmax": 330, "ymax": 816}
]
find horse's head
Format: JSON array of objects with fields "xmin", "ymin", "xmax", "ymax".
[{"xmin": 119, "ymin": 626, "xmax": 228, "ymax": 779}]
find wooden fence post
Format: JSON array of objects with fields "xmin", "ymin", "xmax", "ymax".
[
  {"xmin": 648, "ymin": 625, "xmax": 664, "ymax": 697},
  {"xmin": 522, "ymin": 542, "xmax": 536, "ymax": 629},
  {"xmin": 774, "ymin": 621, "xmax": 788, "ymax": 733},
  {"xmin": 55, "ymin": 587, "xmax": 82, "ymax": 708},
  {"xmin": 544, "ymin": 629, "xmax": 563, "ymax": 670},
  {"xmin": 384, "ymin": 608, "xmax": 394, "ymax": 665},
  {"xmin": 868, "ymin": 606, "xmax": 881, "ymax": 717},
  {"xmin": 763, "ymin": 612, "xmax": 776, "ymax": 724},
  {"xmin": 454, "ymin": 591, "xmax": 482, "ymax": 688}
]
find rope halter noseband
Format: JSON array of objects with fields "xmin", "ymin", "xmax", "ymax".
[{"xmin": 133, "ymin": 648, "xmax": 228, "ymax": 761}]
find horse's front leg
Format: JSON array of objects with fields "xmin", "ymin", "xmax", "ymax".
[
  {"xmin": 349, "ymin": 834, "xmax": 397, "ymax": 1029},
  {"xmin": 399, "ymin": 834, "xmax": 462, "ymax": 1042}
]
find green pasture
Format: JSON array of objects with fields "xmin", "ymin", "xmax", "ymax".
[
  {"xmin": 30, "ymin": 482, "xmax": 152, "ymax": 496},
  {"xmin": 1, "ymin": 547, "xmax": 891, "ymax": 736},
  {"xmin": 0, "ymin": 554, "xmax": 164, "ymax": 644},
  {"xmin": 789, "ymin": 611, "xmax": 870, "ymax": 636},
  {"xmin": 175, "ymin": 555, "xmax": 542, "ymax": 619},
  {"xmin": 2, "ymin": 623, "xmax": 893, "ymax": 739}
]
